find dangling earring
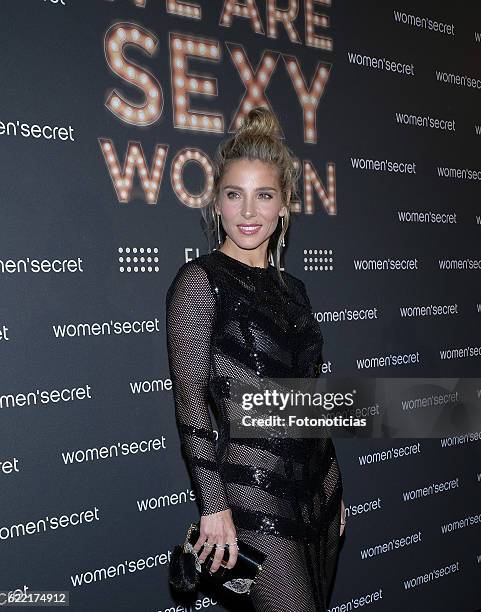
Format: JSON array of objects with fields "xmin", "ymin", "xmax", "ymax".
[
  {"xmin": 281, "ymin": 216, "xmax": 285, "ymax": 247},
  {"xmin": 217, "ymin": 213, "xmax": 221, "ymax": 244}
]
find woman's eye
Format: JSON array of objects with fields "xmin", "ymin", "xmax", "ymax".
[{"xmin": 225, "ymin": 191, "xmax": 272, "ymax": 199}]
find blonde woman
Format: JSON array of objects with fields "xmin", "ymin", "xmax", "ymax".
[{"xmin": 166, "ymin": 107, "xmax": 345, "ymax": 612}]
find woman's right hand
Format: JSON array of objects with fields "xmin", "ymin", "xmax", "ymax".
[{"xmin": 193, "ymin": 508, "xmax": 238, "ymax": 573}]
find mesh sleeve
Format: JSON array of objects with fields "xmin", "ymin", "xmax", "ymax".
[
  {"xmin": 297, "ymin": 278, "xmax": 325, "ymax": 374},
  {"xmin": 165, "ymin": 262, "xmax": 230, "ymax": 516},
  {"xmin": 298, "ymin": 280, "xmax": 341, "ymax": 489}
]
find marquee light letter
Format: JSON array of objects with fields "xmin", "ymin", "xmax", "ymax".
[
  {"xmin": 105, "ymin": 0, "xmax": 147, "ymax": 6},
  {"xmin": 104, "ymin": 22, "xmax": 162, "ymax": 126},
  {"xmin": 99, "ymin": 138, "xmax": 168, "ymax": 204},
  {"xmin": 305, "ymin": 0, "xmax": 333, "ymax": 50},
  {"xmin": 166, "ymin": 0, "xmax": 201, "ymax": 19},
  {"xmin": 266, "ymin": 0, "xmax": 301, "ymax": 43},
  {"xmin": 170, "ymin": 33, "xmax": 224, "ymax": 133},
  {"xmin": 303, "ymin": 160, "xmax": 336, "ymax": 214},
  {"xmin": 170, "ymin": 148, "xmax": 214, "ymax": 208},
  {"xmin": 226, "ymin": 44, "xmax": 281, "ymax": 135},
  {"xmin": 282, "ymin": 54, "xmax": 331, "ymax": 143},
  {"xmin": 290, "ymin": 157, "xmax": 302, "ymax": 214},
  {"xmin": 220, "ymin": 0, "xmax": 264, "ymax": 34}
]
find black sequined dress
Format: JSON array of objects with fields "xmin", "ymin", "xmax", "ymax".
[{"xmin": 166, "ymin": 249, "xmax": 343, "ymax": 612}]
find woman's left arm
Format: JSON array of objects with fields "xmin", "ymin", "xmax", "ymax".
[{"xmin": 340, "ymin": 498, "xmax": 346, "ymax": 536}]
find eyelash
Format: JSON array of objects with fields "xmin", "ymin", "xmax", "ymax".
[{"xmin": 226, "ymin": 192, "xmax": 272, "ymax": 200}]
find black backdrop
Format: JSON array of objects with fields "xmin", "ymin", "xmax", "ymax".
[{"xmin": 1, "ymin": 1, "xmax": 480, "ymax": 611}]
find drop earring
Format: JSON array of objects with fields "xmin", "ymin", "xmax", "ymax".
[
  {"xmin": 281, "ymin": 216, "xmax": 285, "ymax": 247},
  {"xmin": 217, "ymin": 213, "xmax": 221, "ymax": 244}
]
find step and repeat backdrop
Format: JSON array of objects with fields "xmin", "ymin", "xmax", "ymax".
[{"xmin": 1, "ymin": 1, "xmax": 480, "ymax": 611}]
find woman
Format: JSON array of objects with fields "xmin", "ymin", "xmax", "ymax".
[{"xmin": 166, "ymin": 107, "xmax": 346, "ymax": 612}]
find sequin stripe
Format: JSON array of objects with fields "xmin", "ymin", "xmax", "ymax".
[
  {"xmin": 177, "ymin": 421, "xmax": 217, "ymax": 441},
  {"xmin": 239, "ymin": 301, "xmax": 305, "ymax": 338},
  {"xmin": 220, "ymin": 461, "xmax": 300, "ymax": 499},
  {"xmin": 220, "ymin": 460, "xmax": 322, "ymax": 503},
  {"xmin": 215, "ymin": 335, "xmax": 295, "ymax": 378},
  {"xmin": 183, "ymin": 455, "xmax": 222, "ymax": 472},
  {"xmin": 230, "ymin": 436, "xmax": 322, "ymax": 465},
  {"xmin": 230, "ymin": 505, "xmax": 317, "ymax": 542}
]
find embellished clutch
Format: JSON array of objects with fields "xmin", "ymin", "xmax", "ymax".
[{"xmin": 169, "ymin": 521, "xmax": 265, "ymax": 596}]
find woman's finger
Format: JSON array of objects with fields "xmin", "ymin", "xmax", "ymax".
[
  {"xmin": 193, "ymin": 533, "xmax": 203, "ymax": 551},
  {"xmin": 225, "ymin": 540, "xmax": 238, "ymax": 569},
  {"xmin": 209, "ymin": 542, "xmax": 227, "ymax": 573},
  {"xmin": 193, "ymin": 533, "xmax": 206, "ymax": 554},
  {"xmin": 195, "ymin": 534, "xmax": 214, "ymax": 563}
]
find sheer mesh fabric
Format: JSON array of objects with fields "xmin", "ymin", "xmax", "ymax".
[
  {"xmin": 166, "ymin": 250, "xmax": 343, "ymax": 611},
  {"xmin": 166, "ymin": 260, "xmax": 230, "ymax": 516}
]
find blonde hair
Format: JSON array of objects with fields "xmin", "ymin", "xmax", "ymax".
[{"xmin": 201, "ymin": 106, "xmax": 301, "ymax": 285}]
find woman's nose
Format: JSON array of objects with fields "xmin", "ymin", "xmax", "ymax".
[{"xmin": 241, "ymin": 196, "xmax": 257, "ymax": 218}]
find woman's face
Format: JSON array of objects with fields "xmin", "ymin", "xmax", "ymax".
[{"xmin": 215, "ymin": 159, "xmax": 288, "ymax": 251}]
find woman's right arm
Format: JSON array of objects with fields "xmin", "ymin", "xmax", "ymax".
[
  {"xmin": 165, "ymin": 262, "xmax": 238, "ymax": 572},
  {"xmin": 165, "ymin": 261, "xmax": 230, "ymax": 516}
]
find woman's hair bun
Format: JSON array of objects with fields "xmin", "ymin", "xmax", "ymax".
[{"xmin": 237, "ymin": 106, "xmax": 282, "ymax": 139}]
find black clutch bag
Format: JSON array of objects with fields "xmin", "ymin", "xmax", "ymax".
[{"xmin": 169, "ymin": 521, "xmax": 266, "ymax": 596}]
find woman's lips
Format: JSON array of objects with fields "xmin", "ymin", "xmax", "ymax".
[{"xmin": 237, "ymin": 224, "xmax": 262, "ymax": 235}]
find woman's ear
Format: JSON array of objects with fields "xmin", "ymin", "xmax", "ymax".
[{"xmin": 281, "ymin": 189, "xmax": 290, "ymax": 216}]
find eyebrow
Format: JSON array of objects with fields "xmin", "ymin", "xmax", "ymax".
[{"xmin": 223, "ymin": 185, "xmax": 278, "ymax": 191}]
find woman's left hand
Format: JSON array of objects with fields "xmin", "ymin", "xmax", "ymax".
[{"xmin": 339, "ymin": 498, "xmax": 346, "ymax": 536}]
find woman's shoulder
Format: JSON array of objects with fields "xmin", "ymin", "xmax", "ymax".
[
  {"xmin": 278, "ymin": 268, "xmax": 307, "ymax": 294},
  {"xmin": 165, "ymin": 255, "xmax": 215, "ymax": 305},
  {"xmin": 278, "ymin": 269, "xmax": 312, "ymax": 308},
  {"xmin": 279, "ymin": 267, "xmax": 304, "ymax": 286},
  {"xmin": 171, "ymin": 254, "xmax": 210, "ymax": 275}
]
